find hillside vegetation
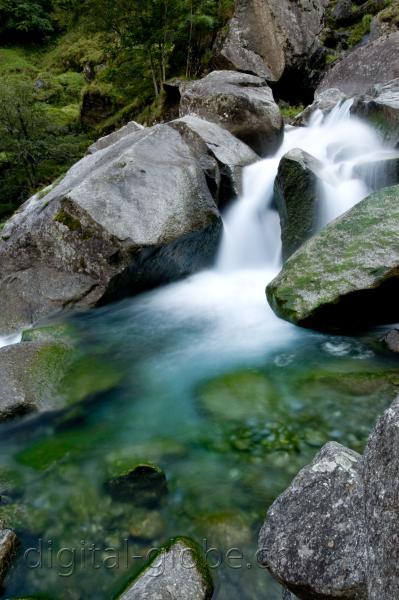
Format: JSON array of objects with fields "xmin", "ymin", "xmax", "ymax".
[{"xmin": 0, "ymin": 0, "xmax": 234, "ymax": 219}]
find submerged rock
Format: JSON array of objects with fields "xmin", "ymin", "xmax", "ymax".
[
  {"xmin": 179, "ymin": 71, "xmax": 283, "ymax": 156},
  {"xmin": 171, "ymin": 115, "xmax": 259, "ymax": 206},
  {"xmin": 352, "ymin": 152, "xmax": 399, "ymax": 191},
  {"xmin": 0, "ymin": 340, "xmax": 72, "ymax": 422},
  {"xmin": 274, "ymin": 149, "xmax": 323, "ymax": 260},
  {"xmin": 258, "ymin": 442, "xmax": 367, "ymax": 599},
  {"xmin": 0, "ymin": 527, "xmax": 17, "ymax": 586},
  {"xmin": 267, "ymin": 185, "xmax": 399, "ymax": 330},
  {"xmin": 0, "ymin": 124, "xmax": 222, "ymax": 334},
  {"xmin": 118, "ymin": 537, "xmax": 213, "ymax": 600},
  {"xmin": 105, "ymin": 462, "xmax": 167, "ymax": 507},
  {"xmin": 317, "ymin": 32, "xmax": 399, "ymax": 96}
]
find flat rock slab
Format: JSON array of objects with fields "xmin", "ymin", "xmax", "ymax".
[
  {"xmin": 119, "ymin": 538, "xmax": 213, "ymax": 600},
  {"xmin": 259, "ymin": 442, "xmax": 367, "ymax": 599}
]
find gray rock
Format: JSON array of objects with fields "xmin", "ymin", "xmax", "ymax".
[
  {"xmin": 0, "ymin": 124, "xmax": 222, "ymax": 334},
  {"xmin": 179, "ymin": 70, "xmax": 283, "ymax": 156},
  {"xmin": 317, "ymin": 32, "xmax": 399, "ymax": 96},
  {"xmin": 333, "ymin": 0, "xmax": 353, "ymax": 24},
  {"xmin": 119, "ymin": 538, "xmax": 213, "ymax": 600},
  {"xmin": 86, "ymin": 121, "xmax": 144, "ymax": 154},
  {"xmin": 382, "ymin": 329, "xmax": 399, "ymax": 353},
  {"xmin": 351, "ymin": 78, "xmax": 399, "ymax": 147},
  {"xmin": 363, "ymin": 397, "xmax": 399, "ymax": 599},
  {"xmin": 258, "ymin": 442, "xmax": 367, "ymax": 599},
  {"xmin": 0, "ymin": 527, "xmax": 17, "ymax": 586},
  {"xmin": 294, "ymin": 89, "xmax": 347, "ymax": 126},
  {"xmin": 353, "ymin": 151, "xmax": 399, "ymax": 191},
  {"xmin": 282, "ymin": 590, "xmax": 298, "ymax": 600},
  {"xmin": 171, "ymin": 115, "xmax": 259, "ymax": 205},
  {"xmin": 0, "ymin": 341, "xmax": 71, "ymax": 422},
  {"xmin": 274, "ymin": 149, "xmax": 323, "ymax": 260},
  {"xmin": 216, "ymin": 0, "xmax": 329, "ymax": 82},
  {"xmin": 267, "ymin": 185, "xmax": 399, "ymax": 330}
]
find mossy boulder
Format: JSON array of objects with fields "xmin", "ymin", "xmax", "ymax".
[
  {"xmin": 275, "ymin": 149, "xmax": 323, "ymax": 261},
  {"xmin": 105, "ymin": 461, "xmax": 167, "ymax": 507},
  {"xmin": 198, "ymin": 370, "xmax": 278, "ymax": 422},
  {"xmin": 118, "ymin": 537, "xmax": 213, "ymax": 600},
  {"xmin": 351, "ymin": 78, "xmax": 399, "ymax": 146},
  {"xmin": 0, "ymin": 340, "xmax": 73, "ymax": 422},
  {"xmin": 267, "ymin": 185, "xmax": 399, "ymax": 330}
]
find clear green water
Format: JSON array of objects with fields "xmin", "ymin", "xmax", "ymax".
[{"xmin": 1, "ymin": 271, "xmax": 398, "ymax": 600}]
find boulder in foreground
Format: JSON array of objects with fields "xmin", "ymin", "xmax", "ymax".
[
  {"xmin": 259, "ymin": 396, "xmax": 399, "ymax": 599},
  {"xmin": 0, "ymin": 124, "xmax": 222, "ymax": 334},
  {"xmin": 119, "ymin": 537, "xmax": 213, "ymax": 600},
  {"xmin": 258, "ymin": 442, "xmax": 367, "ymax": 599},
  {"xmin": 267, "ymin": 185, "xmax": 399, "ymax": 330},
  {"xmin": 179, "ymin": 71, "xmax": 283, "ymax": 156}
]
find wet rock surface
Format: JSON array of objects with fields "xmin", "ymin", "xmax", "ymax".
[
  {"xmin": 274, "ymin": 148, "xmax": 323, "ymax": 260},
  {"xmin": 351, "ymin": 78, "xmax": 399, "ymax": 147}
]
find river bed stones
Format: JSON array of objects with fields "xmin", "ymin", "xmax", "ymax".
[{"xmin": 105, "ymin": 462, "xmax": 167, "ymax": 507}]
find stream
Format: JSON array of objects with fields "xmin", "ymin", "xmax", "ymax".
[{"xmin": 1, "ymin": 103, "xmax": 399, "ymax": 599}]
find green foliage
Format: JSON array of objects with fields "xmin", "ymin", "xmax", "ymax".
[
  {"xmin": 0, "ymin": 0, "xmax": 55, "ymax": 42},
  {"xmin": 347, "ymin": 13, "xmax": 373, "ymax": 47},
  {"xmin": 280, "ymin": 105, "xmax": 304, "ymax": 119}
]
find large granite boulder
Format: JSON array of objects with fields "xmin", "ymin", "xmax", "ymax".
[
  {"xmin": 118, "ymin": 537, "xmax": 213, "ymax": 600},
  {"xmin": 258, "ymin": 442, "xmax": 367, "ymax": 599},
  {"xmin": 351, "ymin": 78, "xmax": 399, "ymax": 147},
  {"xmin": 215, "ymin": 0, "xmax": 329, "ymax": 84},
  {"xmin": 267, "ymin": 185, "xmax": 399, "ymax": 330},
  {"xmin": 86, "ymin": 121, "xmax": 144, "ymax": 155},
  {"xmin": 171, "ymin": 115, "xmax": 259, "ymax": 206},
  {"xmin": 0, "ymin": 527, "xmax": 17, "ymax": 586},
  {"xmin": 0, "ymin": 124, "xmax": 222, "ymax": 334},
  {"xmin": 317, "ymin": 32, "xmax": 399, "ymax": 96},
  {"xmin": 363, "ymin": 397, "xmax": 399, "ymax": 599},
  {"xmin": 179, "ymin": 71, "xmax": 283, "ymax": 156},
  {"xmin": 274, "ymin": 149, "xmax": 323, "ymax": 260},
  {"xmin": 259, "ymin": 397, "xmax": 399, "ymax": 599}
]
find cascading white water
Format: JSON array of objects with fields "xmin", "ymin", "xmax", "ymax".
[
  {"xmin": 217, "ymin": 100, "xmax": 396, "ymax": 272},
  {"xmin": 114, "ymin": 99, "xmax": 399, "ymax": 370}
]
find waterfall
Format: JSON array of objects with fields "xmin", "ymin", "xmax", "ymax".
[{"xmin": 217, "ymin": 100, "xmax": 397, "ymax": 273}]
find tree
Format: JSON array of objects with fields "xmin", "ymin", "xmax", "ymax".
[
  {"xmin": 0, "ymin": 78, "xmax": 56, "ymax": 217},
  {"xmin": 0, "ymin": 0, "xmax": 55, "ymax": 42}
]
